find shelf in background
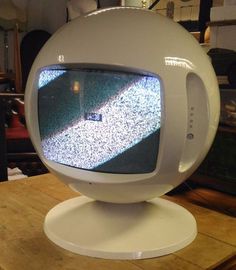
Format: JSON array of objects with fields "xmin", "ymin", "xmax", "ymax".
[{"xmin": 208, "ymin": 19, "xmax": 236, "ymax": 27}]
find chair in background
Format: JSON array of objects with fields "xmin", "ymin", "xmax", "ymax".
[
  {"xmin": 21, "ymin": 29, "xmax": 51, "ymax": 90},
  {"xmin": 0, "ymin": 30, "xmax": 51, "ymax": 181}
]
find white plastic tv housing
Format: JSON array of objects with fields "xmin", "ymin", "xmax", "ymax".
[{"xmin": 25, "ymin": 7, "xmax": 220, "ymax": 260}]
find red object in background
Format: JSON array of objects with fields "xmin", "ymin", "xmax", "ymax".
[
  {"xmin": 6, "ymin": 99, "xmax": 29, "ymax": 140},
  {"xmin": 9, "ymin": 111, "xmax": 24, "ymax": 128},
  {"xmin": 15, "ymin": 98, "xmax": 25, "ymax": 116},
  {"xmin": 6, "ymin": 127, "xmax": 29, "ymax": 139}
]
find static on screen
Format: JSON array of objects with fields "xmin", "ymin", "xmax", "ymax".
[{"xmin": 38, "ymin": 68, "xmax": 162, "ymax": 173}]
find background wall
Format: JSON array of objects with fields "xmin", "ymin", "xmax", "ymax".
[
  {"xmin": 154, "ymin": 0, "xmax": 200, "ymax": 21},
  {"xmin": 1, "ymin": 0, "xmax": 219, "ymax": 74},
  {"xmin": 122, "ymin": 0, "xmax": 200, "ymax": 21},
  {"xmin": 0, "ymin": 0, "xmax": 67, "ymax": 73}
]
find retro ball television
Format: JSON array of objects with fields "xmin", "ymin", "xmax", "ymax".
[{"xmin": 25, "ymin": 7, "xmax": 220, "ymax": 260}]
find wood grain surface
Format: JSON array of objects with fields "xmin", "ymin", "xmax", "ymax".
[{"xmin": 0, "ymin": 174, "xmax": 235, "ymax": 270}]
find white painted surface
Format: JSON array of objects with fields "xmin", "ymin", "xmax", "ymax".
[
  {"xmin": 44, "ymin": 196, "xmax": 197, "ymax": 259},
  {"xmin": 25, "ymin": 8, "xmax": 220, "ymax": 203}
]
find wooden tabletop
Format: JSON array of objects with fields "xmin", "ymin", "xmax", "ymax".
[{"xmin": 0, "ymin": 173, "xmax": 235, "ymax": 270}]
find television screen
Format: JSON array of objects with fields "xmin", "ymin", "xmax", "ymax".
[{"xmin": 38, "ymin": 68, "xmax": 162, "ymax": 173}]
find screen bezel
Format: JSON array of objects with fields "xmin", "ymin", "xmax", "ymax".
[{"xmin": 36, "ymin": 64, "xmax": 164, "ymax": 175}]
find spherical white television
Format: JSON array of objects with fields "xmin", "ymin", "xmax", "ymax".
[{"xmin": 25, "ymin": 7, "xmax": 220, "ymax": 260}]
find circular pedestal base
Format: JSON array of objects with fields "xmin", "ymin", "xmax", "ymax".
[{"xmin": 44, "ymin": 196, "xmax": 197, "ymax": 260}]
